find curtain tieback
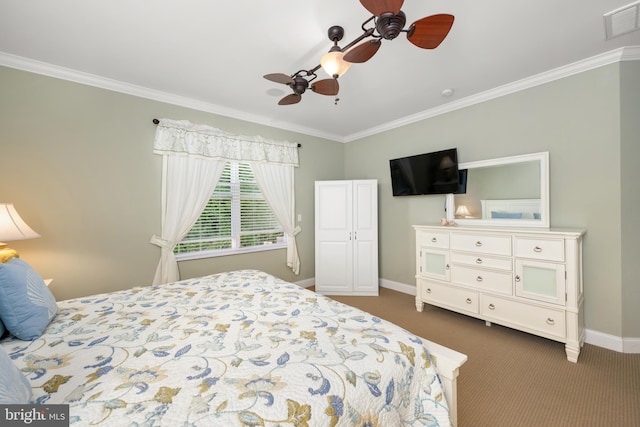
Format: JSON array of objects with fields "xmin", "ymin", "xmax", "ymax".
[
  {"xmin": 290, "ymin": 226, "xmax": 301, "ymax": 237},
  {"xmin": 150, "ymin": 235, "xmax": 174, "ymax": 249}
]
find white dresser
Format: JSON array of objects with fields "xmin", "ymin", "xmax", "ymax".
[{"xmin": 414, "ymin": 225, "xmax": 585, "ymax": 362}]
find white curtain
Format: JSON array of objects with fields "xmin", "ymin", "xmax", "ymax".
[
  {"xmin": 150, "ymin": 155, "xmax": 225, "ymax": 285},
  {"xmin": 250, "ymin": 162, "xmax": 301, "ymax": 274},
  {"xmin": 150, "ymin": 119, "xmax": 300, "ymax": 284}
]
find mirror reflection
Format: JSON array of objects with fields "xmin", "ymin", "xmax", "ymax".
[{"xmin": 451, "ymin": 152, "xmax": 549, "ymax": 228}]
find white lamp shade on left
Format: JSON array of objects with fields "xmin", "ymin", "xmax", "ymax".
[{"xmin": 0, "ymin": 203, "xmax": 40, "ymax": 243}]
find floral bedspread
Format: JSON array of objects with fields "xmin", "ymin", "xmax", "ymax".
[{"xmin": 1, "ymin": 270, "xmax": 450, "ymax": 426}]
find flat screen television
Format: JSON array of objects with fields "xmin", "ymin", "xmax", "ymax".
[{"xmin": 390, "ymin": 148, "xmax": 460, "ymax": 196}]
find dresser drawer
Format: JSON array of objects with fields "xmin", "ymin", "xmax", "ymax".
[
  {"xmin": 417, "ymin": 230, "xmax": 449, "ymax": 250},
  {"xmin": 481, "ymin": 294, "xmax": 566, "ymax": 340},
  {"xmin": 515, "ymin": 237, "xmax": 564, "ymax": 261},
  {"xmin": 419, "ymin": 280, "xmax": 479, "ymax": 315},
  {"xmin": 451, "ymin": 252, "xmax": 512, "ymax": 271},
  {"xmin": 451, "ymin": 265, "xmax": 513, "ymax": 295},
  {"xmin": 451, "ymin": 233, "xmax": 511, "ymax": 256}
]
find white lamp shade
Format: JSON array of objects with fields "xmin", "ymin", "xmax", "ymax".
[
  {"xmin": 0, "ymin": 203, "xmax": 40, "ymax": 242},
  {"xmin": 455, "ymin": 205, "xmax": 471, "ymax": 217},
  {"xmin": 320, "ymin": 50, "xmax": 351, "ymax": 78}
]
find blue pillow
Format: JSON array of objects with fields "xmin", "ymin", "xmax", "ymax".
[
  {"xmin": 0, "ymin": 259, "xmax": 58, "ymax": 340},
  {"xmin": 0, "ymin": 346, "xmax": 32, "ymax": 403},
  {"xmin": 491, "ymin": 211, "xmax": 523, "ymax": 219}
]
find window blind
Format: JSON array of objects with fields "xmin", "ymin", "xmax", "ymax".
[{"xmin": 174, "ymin": 161, "xmax": 285, "ymax": 255}]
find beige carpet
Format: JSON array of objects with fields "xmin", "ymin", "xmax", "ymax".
[{"xmin": 327, "ymin": 287, "xmax": 640, "ymax": 427}]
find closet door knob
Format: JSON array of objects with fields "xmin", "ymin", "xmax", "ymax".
[{"xmin": 515, "ymin": 275, "xmax": 521, "ymax": 282}]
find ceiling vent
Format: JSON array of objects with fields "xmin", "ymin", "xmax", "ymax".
[{"xmin": 604, "ymin": 1, "xmax": 640, "ymax": 40}]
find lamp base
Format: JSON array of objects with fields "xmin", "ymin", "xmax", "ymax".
[{"xmin": 0, "ymin": 245, "xmax": 19, "ymax": 263}]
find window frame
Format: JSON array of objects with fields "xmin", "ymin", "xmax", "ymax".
[{"xmin": 174, "ymin": 161, "xmax": 287, "ymax": 261}]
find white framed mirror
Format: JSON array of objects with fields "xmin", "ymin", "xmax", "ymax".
[{"xmin": 446, "ymin": 152, "xmax": 549, "ymax": 228}]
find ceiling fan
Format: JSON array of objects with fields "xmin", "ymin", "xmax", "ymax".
[
  {"xmin": 264, "ymin": 71, "xmax": 339, "ymax": 106},
  {"xmin": 344, "ymin": 0, "xmax": 455, "ymax": 63},
  {"xmin": 264, "ymin": 0, "xmax": 454, "ymax": 105}
]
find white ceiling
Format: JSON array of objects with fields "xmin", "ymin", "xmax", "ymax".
[{"xmin": 1, "ymin": 0, "xmax": 639, "ymax": 142}]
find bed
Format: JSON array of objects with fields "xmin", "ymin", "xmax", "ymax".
[{"xmin": 1, "ymin": 269, "xmax": 466, "ymax": 426}]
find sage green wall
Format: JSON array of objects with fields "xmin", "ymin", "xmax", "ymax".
[
  {"xmin": 621, "ymin": 60, "xmax": 640, "ymax": 339},
  {"xmin": 345, "ymin": 63, "xmax": 629, "ymax": 337},
  {"xmin": 0, "ymin": 65, "xmax": 344, "ymax": 300},
  {"xmin": 1, "ymin": 61, "xmax": 636, "ymax": 339}
]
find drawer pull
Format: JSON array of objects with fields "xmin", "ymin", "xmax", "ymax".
[
  {"xmin": 476, "ymin": 276, "xmax": 483, "ymax": 282},
  {"xmin": 476, "ymin": 258, "xmax": 483, "ymax": 264},
  {"xmin": 426, "ymin": 288, "xmax": 432, "ymax": 293},
  {"xmin": 515, "ymin": 275, "xmax": 521, "ymax": 282},
  {"xmin": 475, "ymin": 241, "xmax": 483, "ymax": 247},
  {"xmin": 431, "ymin": 237, "xmax": 437, "ymax": 243},
  {"xmin": 534, "ymin": 246, "xmax": 543, "ymax": 252},
  {"xmin": 488, "ymin": 303, "xmax": 495, "ymax": 310},
  {"xmin": 546, "ymin": 318, "xmax": 555, "ymax": 325},
  {"xmin": 466, "ymin": 298, "xmax": 472, "ymax": 304}
]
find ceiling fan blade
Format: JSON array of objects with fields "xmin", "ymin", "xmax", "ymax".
[
  {"xmin": 407, "ymin": 14, "xmax": 455, "ymax": 49},
  {"xmin": 278, "ymin": 93, "xmax": 302, "ymax": 105},
  {"xmin": 311, "ymin": 78, "xmax": 339, "ymax": 96},
  {"xmin": 359, "ymin": 0, "xmax": 403, "ymax": 16},
  {"xmin": 264, "ymin": 73, "xmax": 295, "ymax": 85},
  {"xmin": 343, "ymin": 39, "xmax": 382, "ymax": 63}
]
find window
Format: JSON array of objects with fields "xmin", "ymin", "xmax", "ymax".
[{"xmin": 174, "ymin": 161, "xmax": 286, "ymax": 259}]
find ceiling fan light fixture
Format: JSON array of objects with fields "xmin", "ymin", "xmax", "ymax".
[
  {"xmin": 321, "ymin": 48, "xmax": 352, "ymax": 78},
  {"xmin": 265, "ymin": 2, "xmax": 455, "ymax": 106}
]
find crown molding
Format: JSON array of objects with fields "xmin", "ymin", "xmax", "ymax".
[
  {"xmin": 1, "ymin": 46, "xmax": 638, "ymax": 144},
  {"xmin": 0, "ymin": 52, "xmax": 342, "ymax": 142},
  {"xmin": 345, "ymin": 46, "xmax": 640, "ymax": 142}
]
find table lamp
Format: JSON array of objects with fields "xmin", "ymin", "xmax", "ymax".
[
  {"xmin": 0, "ymin": 203, "xmax": 40, "ymax": 263},
  {"xmin": 455, "ymin": 205, "xmax": 471, "ymax": 218}
]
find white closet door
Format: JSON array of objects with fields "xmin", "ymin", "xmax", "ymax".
[
  {"xmin": 315, "ymin": 181, "xmax": 353, "ymax": 293},
  {"xmin": 352, "ymin": 180, "xmax": 378, "ymax": 294},
  {"xmin": 315, "ymin": 180, "xmax": 378, "ymax": 296}
]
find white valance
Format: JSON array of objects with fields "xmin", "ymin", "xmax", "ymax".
[{"xmin": 153, "ymin": 119, "xmax": 299, "ymax": 166}]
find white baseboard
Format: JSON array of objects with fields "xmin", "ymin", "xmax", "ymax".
[
  {"xmin": 584, "ymin": 329, "xmax": 624, "ymax": 352},
  {"xmin": 623, "ymin": 337, "xmax": 640, "ymax": 353},
  {"xmin": 379, "ymin": 278, "xmax": 417, "ymax": 296},
  {"xmin": 294, "ymin": 277, "xmax": 315, "ymax": 289},
  {"xmin": 585, "ymin": 330, "xmax": 640, "ymax": 354}
]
